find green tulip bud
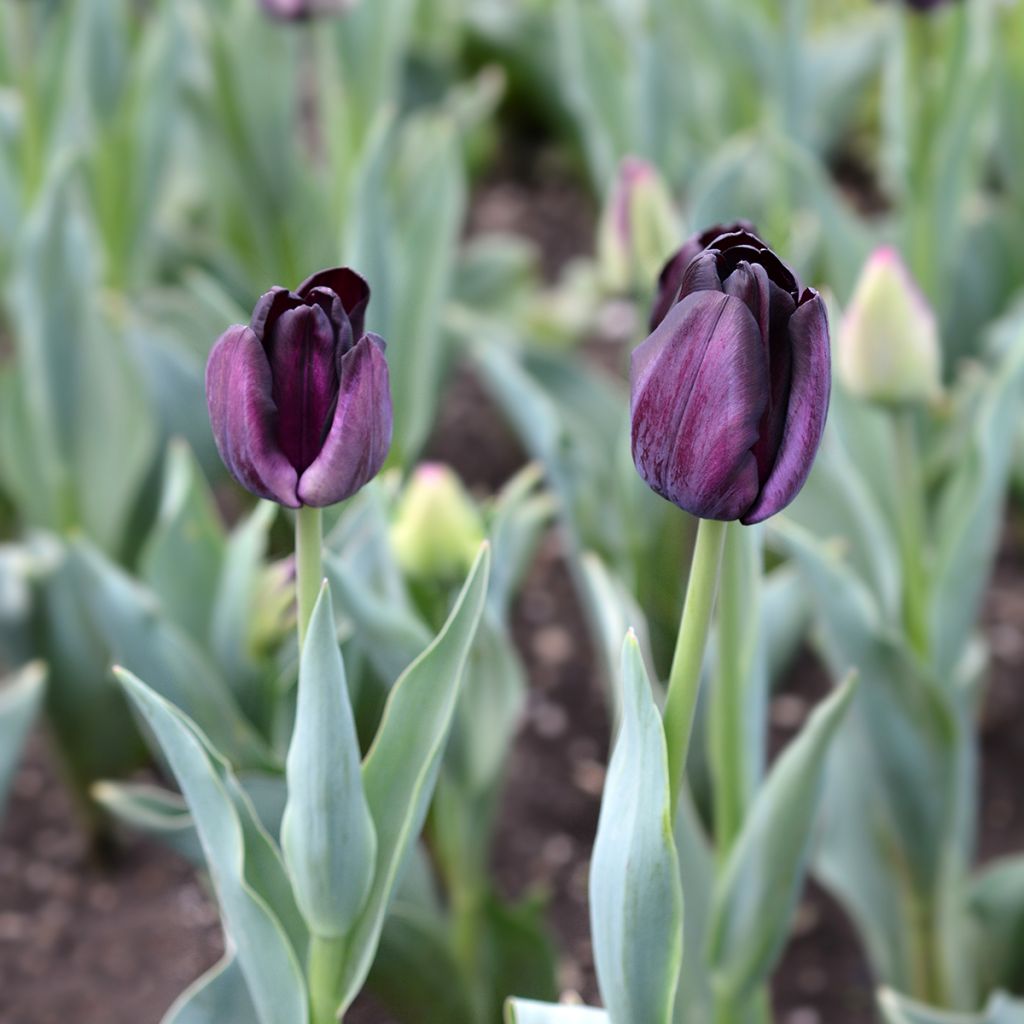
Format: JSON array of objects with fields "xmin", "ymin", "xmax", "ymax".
[
  {"xmin": 598, "ymin": 157, "xmax": 680, "ymax": 295},
  {"xmin": 838, "ymin": 247, "xmax": 942, "ymax": 404},
  {"xmin": 391, "ymin": 464, "xmax": 484, "ymax": 581}
]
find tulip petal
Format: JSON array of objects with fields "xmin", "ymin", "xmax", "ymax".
[
  {"xmin": 250, "ymin": 287, "xmax": 304, "ymax": 341},
  {"xmin": 632, "ymin": 292, "xmax": 767, "ymax": 521},
  {"xmin": 265, "ymin": 304, "xmax": 341, "ymax": 474},
  {"xmin": 297, "ymin": 335, "xmax": 392, "ymax": 508},
  {"xmin": 296, "ymin": 268, "xmax": 370, "ymax": 341},
  {"xmin": 742, "ymin": 292, "xmax": 830, "ymax": 524},
  {"xmin": 206, "ymin": 326, "xmax": 299, "ymax": 507},
  {"xmin": 678, "ymin": 250, "xmax": 726, "ymax": 302}
]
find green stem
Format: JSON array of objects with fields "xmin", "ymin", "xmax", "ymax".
[
  {"xmin": 892, "ymin": 411, "xmax": 930, "ymax": 658},
  {"xmin": 664, "ymin": 517, "xmax": 727, "ymax": 812},
  {"xmin": 295, "ymin": 505, "xmax": 323, "ymax": 651},
  {"xmin": 710, "ymin": 522, "xmax": 749, "ymax": 860},
  {"xmin": 308, "ymin": 934, "xmax": 347, "ymax": 1024}
]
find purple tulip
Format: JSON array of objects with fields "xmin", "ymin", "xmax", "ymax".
[
  {"xmin": 632, "ymin": 228, "xmax": 830, "ymax": 524},
  {"xmin": 206, "ymin": 267, "xmax": 392, "ymax": 509},
  {"xmin": 260, "ymin": 0, "xmax": 355, "ymax": 21}
]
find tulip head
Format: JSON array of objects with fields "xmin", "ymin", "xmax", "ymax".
[
  {"xmin": 838, "ymin": 247, "xmax": 941, "ymax": 405},
  {"xmin": 632, "ymin": 227, "xmax": 831, "ymax": 525},
  {"xmin": 206, "ymin": 267, "xmax": 392, "ymax": 508},
  {"xmin": 260, "ymin": 0, "xmax": 356, "ymax": 20},
  {"xmin": 390, "ymin": 464, "xmax": 485, "ymax": 582},
  {"xmin": 598, "ymin": 157, "xmax": 679, "ymax": 294}
]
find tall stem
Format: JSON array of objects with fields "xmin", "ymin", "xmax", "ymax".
[
  {"xmin": 710, "ymin": 522, "xmax": 749, "ymax": 860},
  {"xmin": 663, "ymin": 517, "xmax": 727, "ymax": 812},
  {"xmin": 892, "ymin": 411, "xmax": 929, "ymax": 658},
  {"xmin": 295, "ymin": 506, "xmax": 323, "ymax": 651}
]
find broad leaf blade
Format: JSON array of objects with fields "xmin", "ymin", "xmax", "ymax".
[
  {"xmin": 334, "ymin": 544, "xmax": 491, "ymax": 1013},
  {"xmin": 708, "ymin": 675, "xmax": 857, "ymax": 1003},
  {"xmin": 117, "ymin": 670, "xmax": 307, "ymax": 1024},
  {"xmin": 591, "ymin": 633, "xmax": 682, "ymax": 1024},
  {"xmin": 282, "ymin": 583, "xmax": 376, "ymax": 938}
]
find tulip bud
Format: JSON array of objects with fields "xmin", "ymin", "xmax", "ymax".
[
  {"xmin": 390, "ymin": 464, "xmax": 484, "ymax": 582},
  {"xmin": 838, "ymin": 247, "xmax": 941, "ymax": 405},
  {"xmin": 598, "ymin": 157, "xmax": 680, "ymax": 294},
  {"xmin": 248, "ymin": 557, "xmax": 297, "ymax": 657},
  {"xmin": 632, "ymin": 226, "xmax": 830, "ymax": 524},
  {"xmin": 260, "ymin": 0, "xmax": 356, "ymax": 20},
  {"xmin": 206, "ymin": 267, "xmax": 392, "ymax": 508}
]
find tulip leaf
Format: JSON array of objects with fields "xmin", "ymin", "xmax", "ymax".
[
  {"xmin": 117, "ymin": 669, "xmax": 307, "ymax": 1024},
  {"xmin": 141, "ymin": 440, "xmax": 227, "ymax": 648},
  {"xmin": 591, "ymin": 632, "xmax": 682, "ymax": 1024},
  {"xmin": 931, "ymin": 313, "xmax": 1024, "ymax": 678},
  {"xmin": 210, "ymin": 502, "xmax": 277, "ymax": 713},
  {"xmin": 69, "ymin": 540, "xmax": 276, "ymax": 771},
  {"xmin": 282, "ymin": 582, "xmax": 376, "ymax": 938},
  {"xmin": 93, "ymin": 773, "xmax": 288, "ymax": 869},
  {"xmin": 37, "ymin": 542, "xmax": 151, "ymax": 788},
  {"xmin": 773, "ymin": 518, "xmax": 964, "ymax": 990},
  {"xmin": 707, "ymin": 675, "xmax": 858, "ymax": 1004},
  {"xmin": 324, "ymin": 551, "xmax": 431, "ymax": 686},
  {"xmin": 0, "ymin": 662, "xmax": 46, "ymax": 813},
  {"xmin": 333, "ymin": 543, "xmax": 491, "ymax": 1014},
  {"xmin": 163, "ymin": 954, "xmax": 257, "ymax": 1024},
  {"xmin": 966, "ymin": 855, "xmax": 1024, "ymax": 996},
  {"xmin": 505, "ymin": 1000, "xmax": 610, "ymax": 1024},
  {"xmin": 878, "ymin": 989, "xmax": 1024, "ymax": 1024}
]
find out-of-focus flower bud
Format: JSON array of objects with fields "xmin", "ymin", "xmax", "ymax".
[
  {"xmin": 632, "ymin": 226, "xmax": 830, "ymax": 524},
  {"xmin": 597, "ymin": 157, "xmax": 680, "ymax": 295},
  {"xmin": 248, "ymin": 556, "xmax": 297, "ymax": 657},
  {"xmin": 838, "ymin": 247, "xmax": 941, "ymax": 405},
  {"xmin": 390, "ymin": 464, "xmax": 484, "ymax": 581},
  {"xmin": 260, "ymin": 0, "xmax": 356, "ymax": 21},
  {"xmin": 206, "ymin": 267, "xmax": 392, "ymax": 509}
]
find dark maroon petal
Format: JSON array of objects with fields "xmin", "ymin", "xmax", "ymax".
[
  {"xmin": 265, "ymin": 305, "xmax": 341, "ymax": 473},
  {"xmin": 631, "ymin": 291, "xmax": 767, "ymax": 521},
  {"xmin": 748, "ymin": 282, "xmax": 798, "ymax": 483},
  {"xmin": 205, "ymin": 326, "xmax": 299, "ymax": 507},
  {"xmin": 304, "ymin": 287, "xmax": 355, "ymax": 354},
  {"xmin": 297, "ymin": 334, "xmax": 393, "ymax": 507},
  {"xmin": 742, "ymin": 292, "xmax": 831, "ymax": 524},
  {"xmin": 677, "ymin": 250, "xmax": 726, "ymax": 303},
  {"xmin": 713, "ymin": 232, "xmax": 800, "ymax": 297},
  {"xmin": 723, "ymin": 261, "xmax": 771, "ymax": 344},
  {"xmin": 649, "ymin": 222, "xmax": 757, "ymax": 330},
  {"xmin": 250, "ymin": 287, "xmax": 304, "ymax": 341},
  {"xmin": 296, "ymin": 268, "xmax": 370, "ymax": 340}
]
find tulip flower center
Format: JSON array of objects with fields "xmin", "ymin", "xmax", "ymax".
[{"xmin": 267, "ymin": 304, "xmax": 341, "ymax": 474}]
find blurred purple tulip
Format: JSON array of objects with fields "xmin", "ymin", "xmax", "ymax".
[
  {"xmin": 260, "ymin": 0, "xmax": 355, "ymax": 21},
  {"xmin": 206, "ymin": 267, "xmax": 392, "ymax": 509},
  {"xmin": 632, "ymin": 228, "xmax": 830, "ymax": 524}
]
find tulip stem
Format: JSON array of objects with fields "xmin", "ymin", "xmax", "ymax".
[
  {"xmin": 295, "ymin": 505, "xmax": 323, "ymax": 652},
  {"xmin": 664, "ymin": 517, "xmax": 727, "ymax": 813},
  {"xmin": 893, "ymin": 411, "xmax": 930, "ymax": 658}
]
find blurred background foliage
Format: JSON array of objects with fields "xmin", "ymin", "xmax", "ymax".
[{"xmin": 3, "ymin": 0, "xmax": 1024, "ymax": 1021}]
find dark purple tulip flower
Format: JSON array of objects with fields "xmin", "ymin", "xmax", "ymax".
[
  {"xmin": 206, "ymin": 267, "xmax": 392, "ymax": 509},
  {"xmin": 632, "ymin": 228, "xmax": 830, "ymax": 525},
  {"xmin": 260, "ymin": 0, "xmax": 355, "ymax": 21}
]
